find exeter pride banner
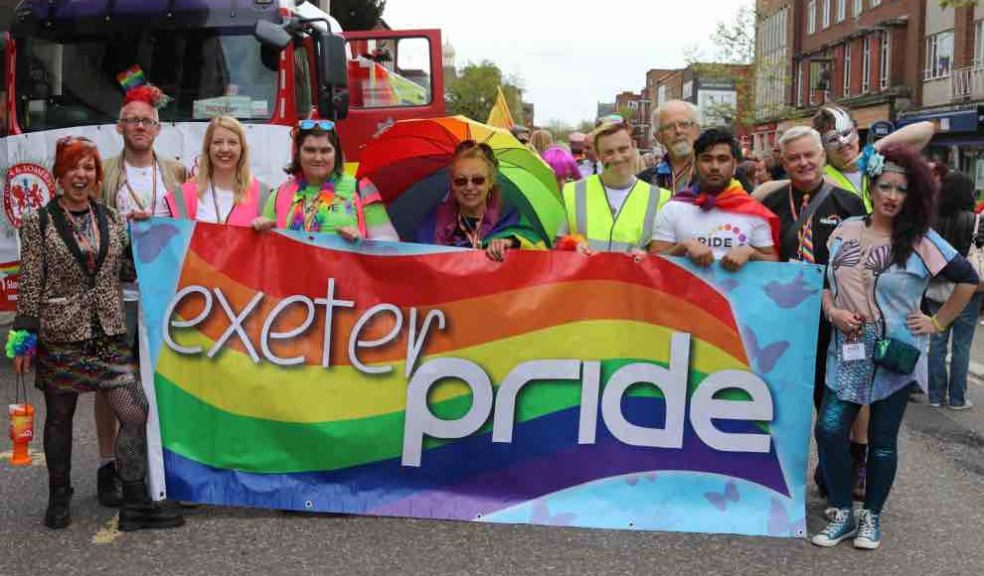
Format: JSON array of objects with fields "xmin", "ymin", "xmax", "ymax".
[{"xmin": 132, "ymin": 219, "xmax": 822, "ymax": 537}]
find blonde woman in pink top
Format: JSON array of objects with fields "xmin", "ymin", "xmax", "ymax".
[{"xmin": 165, "ymin": 116, "xmax": 274, "ymax": 229}]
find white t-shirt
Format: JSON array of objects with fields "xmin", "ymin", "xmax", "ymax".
[
  {"xmin": 556, "ymin": 178, "xmax": 658, "ymax": 241},
  {"xmin": 653, "ymin": 201, "xmax": 774, "ymax": 259},
  {"xmin": 844, "ymin": 169, "xmax": 864, "ymax": 192},
  {"xmin": 196, "ymin": 185, "xmax": 236, "ymax": 224},
  {"xmin": 117, "ymin": 161, "xmax": 170, "ymax": 302},
  {"xmin": 115, "ymin": 161, "xmax": 171, "ymax": 218}
]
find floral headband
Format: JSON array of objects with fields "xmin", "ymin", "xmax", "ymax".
[{"xmin": 858, "ymin": 147, "xmax": 906, "ymax": 179}]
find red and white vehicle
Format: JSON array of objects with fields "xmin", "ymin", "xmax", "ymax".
[{"xmin": 0, "ymin": 0, "xmax": 445, "ymax": 308}]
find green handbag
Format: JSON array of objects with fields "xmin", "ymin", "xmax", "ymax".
[{"xmin": 873, "ymin": 338, "xmax": 920, "ymax": 375}]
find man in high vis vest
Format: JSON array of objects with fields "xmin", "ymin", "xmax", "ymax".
[
  {"xmin": 753, "ymin": 107, "xmax": 935, "ymax": 212},
  {"xmin": 652, "ymin": 129, "xmax": 779, "ymax": 272},
  {"xmin": 557, "ymin": 121, "xmax": 671, "ymax": 253}
]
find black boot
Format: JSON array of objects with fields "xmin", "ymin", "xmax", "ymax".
[
  {"xmin": 118, "ymin": 481, "xmax": 185, "ymax": 532},
  {"xmin": 97, "ymin": 461, "xmax": 122, "ymax": 507},
  {"xmin": 44, "ymin": 485, "xmax": 74, "ymax": 529}
]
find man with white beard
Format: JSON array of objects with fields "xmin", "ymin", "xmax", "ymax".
[{"xmin": 637, "ymin": 100, "xmax": 700, "ymax": 193}]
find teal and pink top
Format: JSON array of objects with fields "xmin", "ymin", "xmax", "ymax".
[{"xmin": 263, "ymin": 174, "xmax": 397, "ymax": 240}]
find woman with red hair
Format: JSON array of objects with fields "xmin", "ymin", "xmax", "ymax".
[{"xmin": 11, "ymin": 137, "xmax": 184, "ymax": 532}]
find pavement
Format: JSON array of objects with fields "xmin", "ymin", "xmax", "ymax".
[{"xmin": 1, "ymin": 324, "xmax": 983, "ymax": 575}]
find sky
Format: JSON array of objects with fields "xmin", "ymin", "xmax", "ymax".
[{"xmin": 382, "ymin": 0, "xmax": 753, "ymax": 127}]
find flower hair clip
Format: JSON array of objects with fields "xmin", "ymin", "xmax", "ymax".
[{"xmin": 858, "ymin": 146, "xmax": 886, "ymax": 178}]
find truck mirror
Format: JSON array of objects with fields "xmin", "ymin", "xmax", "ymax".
[
  {"xmin": 317, "ymin": 33, "xmax": 347, "ymax": 87},
  {"xmin": 254, "ymin": 21, "xmax": 291, "ymax": 50}
]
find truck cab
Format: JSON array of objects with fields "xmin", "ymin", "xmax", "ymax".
[{"xmin": 2, "ymin": 0, "xmax": 444, "ymax": 162}]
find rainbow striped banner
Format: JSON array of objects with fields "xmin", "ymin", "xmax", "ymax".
[{"xmin": 133, "ymin": 219, "xmax": 822, "ymax": 537}]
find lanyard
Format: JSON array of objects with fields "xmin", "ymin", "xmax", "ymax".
[
  {"xmin": 671, "ymin": 161, "xmax": 693, "ymax": 193},
  {"xmin": 124, "ymin": 160, "xmax": 159, "ymax": 214},
  {"xmin": 62, "ymin": 203, "xmax": 99, "ymax": 272},
  {"xmin": 209, "ymin": 183, "xmax": 233, "ymax": 224},
  {"xmin": 457, "ymin": 212, "xmax": 484, "ymax": 249}
]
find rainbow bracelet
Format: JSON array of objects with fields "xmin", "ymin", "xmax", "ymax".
[{"xmin": 5, "ymin": 329, "xmax": 38, "ymax": 358}]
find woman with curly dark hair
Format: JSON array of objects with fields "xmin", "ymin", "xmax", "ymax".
[{"xmin": 812, "ymin": 145, "xmax": 978, "ymax": 550}]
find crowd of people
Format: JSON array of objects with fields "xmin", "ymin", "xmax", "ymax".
[{"xmin": 8, "ymin": 83, "xmax": 983, "ymax": 549}]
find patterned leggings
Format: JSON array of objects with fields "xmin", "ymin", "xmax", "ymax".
[
  {"xmin": 815, "ymin": 385, "xmax": 909, "ymax": 513},
  {"xmin": 44, "ymin": 379, "xmax": 149, "ymax": 487}
]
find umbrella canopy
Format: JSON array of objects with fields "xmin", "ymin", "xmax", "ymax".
[{"xmin": 356, "ymin": 116, "xmax": 565, "ymax": 246}]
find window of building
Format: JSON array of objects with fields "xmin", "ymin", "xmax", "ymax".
[
  {"xmin": 837, "ymin": 0, "xmax": 846, "ymax": 22},
  {"xmin": 808, "ymin": 0, "xmax": 817, "ymax": 34},
  {"xmin": 879, "ymin": 30, "xmax": 890, "ymax": 90},
  {"xmin": 853, "ymin": 0, "xmax": 862, "ymax": 18},
  {"xmin": 862, "ymin": 35, "xmax": 871, "ymax": 92},
  {"xmin": 797, "ymin": 62, "xmax": 804, "ymax": 106},
  {"xmin": 925, "ymin": 30, "xmax": 955, "ymax": 80},
  {"xmin": 822, "ymin": 0, "xmax": 831, "ymax": 28},
  {"xmin": 871, "ymin": 0, "xmax": 881, "ymax": 6},
  {"xmin": 975, "ymin": 20, "xmax": 983, "ymax": 68},
  {"xmin": 843, "ymin": 41, "xmax": 852, "ymax": 97}
]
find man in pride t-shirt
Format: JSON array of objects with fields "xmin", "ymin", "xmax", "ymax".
[{"xmin": 652, "ymin": 129, "xmax": 779, "ymax": 271}]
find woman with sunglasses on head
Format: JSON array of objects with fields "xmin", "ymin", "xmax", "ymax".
[
  {"xmin": 414, "ymin": 140, "xmax": 540, "ymax": 261},
  {"xmin": 165, "ymin": 116, "xmax": 273, "ymax": 229},
  {"xmin": 10, "ymin": 137, "xmax": 184, "ymax": 531},
  {"xmin": 812, "ymin": 145, "xmax": 978, "ymax": 551},
  {"xmin": 263, "ymin": 119, "xmax": 398, "ymax": 240}
]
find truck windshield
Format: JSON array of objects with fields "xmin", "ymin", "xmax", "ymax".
[{"xmin": 15, "ymin": 28, "xmax": 278, "ymax": 132}]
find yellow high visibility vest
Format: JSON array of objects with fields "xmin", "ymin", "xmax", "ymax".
[
  {"xmin": 562, "ymin": 176, "xmax": 671, "ymax": 252},
  {"xmin": 824, "ymin": 165, "xmax": 872, "ymax": 213}
]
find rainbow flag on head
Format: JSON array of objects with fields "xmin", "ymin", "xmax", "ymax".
[{"xmin": 116, "ymin": 65, "xmax": 147, "ymax": 91}]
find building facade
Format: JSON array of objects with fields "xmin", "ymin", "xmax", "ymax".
[
  {"xmin": 752, "ymin": 0, "xmax": 797, "ymax": 156},
  {"xmin": 897, "ymin": 1, "xmax": 984, "ymax": 186}
]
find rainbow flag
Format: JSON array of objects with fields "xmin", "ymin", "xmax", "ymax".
[
  {"xmin": 116, "ymin": 65, "xmax": 147, "ymax": 91},
  {"xmin": 133, "ymin": 220, "xmax": 821, "ymax": 537}
]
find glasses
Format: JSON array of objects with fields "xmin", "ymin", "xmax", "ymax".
[
  {"xmin": 120, "ymin": 117, "xmax": 159, "ymax": 128},
  {"xmin": 298, "ymin": 119, "xmax": 336, "ymax": 131},
  {"xmin": 452, "ymin": 175, "xmax": 487, "ymax": 187},
  {"xmin": 660, "ymin": 120, "xmax": 696, "ymax": 133}
]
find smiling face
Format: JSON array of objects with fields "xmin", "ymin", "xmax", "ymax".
[
  {"xmin": 451, "ymin": 157, "xmax": 493, "ymax": 216},
  {"xmin": 871, "ymin": 171, "xmax": 909, "ymax": 222},
  {"xmin": 781, "ymin": 136, "xmax": 826, "ymax": 190},
  {"xmin": 297, "ymin": 134, "xmax": 336, "ymax": 183},
  {"xmin": 208, "ymin": 126, "xmax": 243, "ymax": 174},
  {"xmin": 59, "ymin": 154, "xmax": 98, "ymax": 206},
  {"xmin": 695, "ymin": 142, "xmax": 736, "ymax": 192},
  {"xmin": 596, "ymin": 129, "xmax": 636, "ymax": 180}
]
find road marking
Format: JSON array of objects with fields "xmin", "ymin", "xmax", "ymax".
[
  {"xmin": 92, "ymin": 515, "xmax": 122, "ymax": 545},
  {"xmin": 0, "ymin": 448, "xmax": 46, "ymax": 466}
]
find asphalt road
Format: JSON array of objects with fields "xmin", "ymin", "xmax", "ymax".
[{"xmin": 1, "ymin": 337, "xmax": 982, "ymax": 576}]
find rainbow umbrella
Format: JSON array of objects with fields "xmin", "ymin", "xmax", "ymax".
[{"xmin": 356, "ymin": 116, "xmax": 564, "ymax": 247}]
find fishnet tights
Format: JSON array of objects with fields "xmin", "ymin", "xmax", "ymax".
[{"xmin": 44, "ymin": 379, "xmax": 149, "ymax": 486}]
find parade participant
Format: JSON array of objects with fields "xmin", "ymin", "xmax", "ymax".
[
  {"xmin": 510, "ymin": 125, "xmax": 531, "ymax": 146},
  {"xmin": 754, "ymin": 106, "xmax": 935, "ymax": 209},
  {"xmin": 415, "ymin": 140, "xmax": 542, "ymax": 261},
  {"xmin": 637, "ymin": 100, "xmax": 700, "ymax": 192},
  {"xmin": 165, "ymin": 116, "xmax": 273, "ymax": 229},
  {"xmin": 529, "ymin": 129, "xmax": 554, "ymax": 156},
  {"xmin": 926, "ymin": 171, "xmax": 983, "ymax": 410},
  {"xmin": 541, "ymin": 144, "xmax": 581, "ymax": 190},
  {"xmin": 753, "ymin": 157, "xmax": 773, "ymax": 186},
  {"xmin": 12, "ymin": 137, "xmax": 184, "ymax": 531},
  {"xmin": 556, "ymin": 121, "xmax": 671, "ymax": 253},
  {"xmin": 813, "ymin": 145, "xmax": 978, "ymax": 550},
  {"xmin": 761, "ymin": 127, "xmax": 866, "ymax": 497},
  {"xmin": 97, "ymin": 83, "xmax": 187, "ymax": 508},
  {"xmin": 263, "ymin": 119, "xmax": 398, "ymax": 241},
  {"xmin": 577, "ymin": 134, "xmax": 604, "ymax": 178},
  {"xmin": 651, "ymin": 129, "xmax": 778, "ymax": 271},
  {"xmin": 568, "ymin": 132, "xmax": 587, "ymax": 161}
]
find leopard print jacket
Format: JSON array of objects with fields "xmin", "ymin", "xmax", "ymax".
[{"xmin": 13, "ymin": 202, "xmax": 130, "ymax": 343}]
